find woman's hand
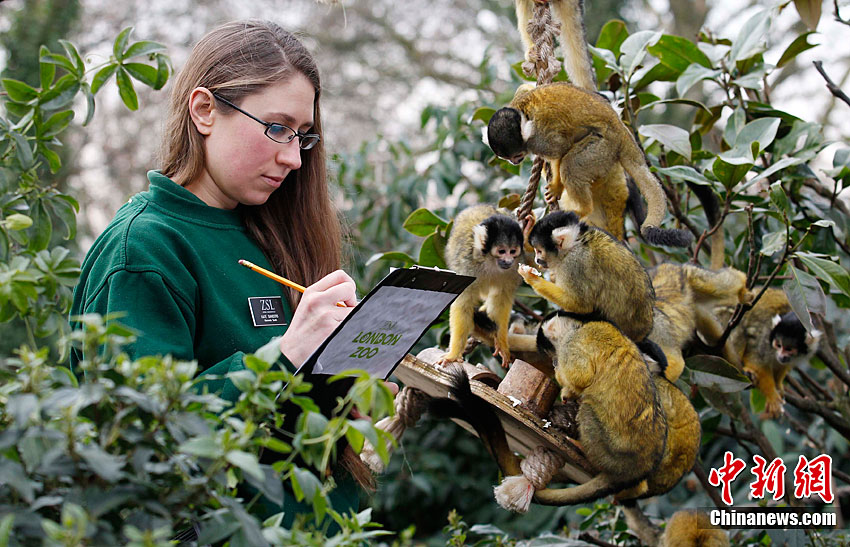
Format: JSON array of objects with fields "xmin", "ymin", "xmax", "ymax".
[{"xmin": 279, "ymin": 269, "xmax": 357, "ymax": 367}]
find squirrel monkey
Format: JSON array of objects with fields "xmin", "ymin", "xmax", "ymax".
[
  {"xmin": 649, "ymin": 263, "xmax": 751, "ymax": 382},
  {"xmin": 486, "ymin": 82, "xmax": 692, "ymax": 247},
  {"xmin": 519, "ymin": 211, "xmax": 655, "ymax": 342},
  {"xmin": 531, "ymin": 312, "xmax": 668, "ymax": 505},
  {"xmin": 719, "ymin": 288, "xmax": 822, "ymax": 418},
  {"xmin": 661, "ymin": 510, "xmax": 729, "ymax": 547},
  {"xmin": 438, "ymin": 205, "xmax": 524, "ymax": 368}
]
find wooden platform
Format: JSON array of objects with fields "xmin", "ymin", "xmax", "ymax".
[{"xmin": 393, "ymin": 350, "xmax": 592, "ymax": 483}]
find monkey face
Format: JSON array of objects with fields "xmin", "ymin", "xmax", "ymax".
[
  {"xmin": 772, "ymin": 336, "xmax": 801, "ymax": 364},
  {"xmin": 533, "ymin": 247, "xmax": 550, "ymax": 269},
  {"xmin": 491, "ymin": 244, "xmax": 521, "ymax": 270}
]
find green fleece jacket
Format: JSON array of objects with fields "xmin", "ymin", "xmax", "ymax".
[{"xmin": 70, "ymin": 170, "xmax": 358, "ymax": 528}]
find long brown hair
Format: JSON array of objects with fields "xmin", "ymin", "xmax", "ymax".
[
  {"xmin": 161, "ymin": 20, "xmax": 342, "ymax": 308},
  {"xmin": 161, "ymin": 21, "xmax": 371, "ymax": 490}
]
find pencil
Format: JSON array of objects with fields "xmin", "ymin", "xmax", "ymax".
[{"xmin": 238, "ymin": 259, "xmax": 348, "ymax": 307}]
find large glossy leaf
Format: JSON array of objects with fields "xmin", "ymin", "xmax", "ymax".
[
  {"xmin": 403, "ymin": 207, "xmax": 448, "ymax": 236},
  {"xmin": 793, "ymin": 0, "xmax": 822, "ymax": 30},
  {"xmin": 777, "ymin": 32, "xmax": 818, "ymax": 68},
  {"xmin": 730, "ymin": 9, "xmax": 773, "ymax": 62},
  {"xmin": 654, "ymin": 165, "xmax": 712, "ymax": 185},
  {"xmin": 784, "ymin": 268, "xmax": 824, "ymax": 332},
  {"xmin": 619, "ymin": 31, "xmax": 662, "ymax": 80},
  {"xmin": 647, "ymin": 34, "xmax": 712, "ymax": 76},
  {"xmin": 638, "ymin": 124, "xmax": 691, "ymax": 160},
  {"xmin": 675, "ymin": 64, "xmax": 720, "ymax": 96},
  {"xmin": 797, "ymin": 253, "xmax": 850, "ymax": 299}
]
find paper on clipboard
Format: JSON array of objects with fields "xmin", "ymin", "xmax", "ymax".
[{"xmin": 296, "ymin": 267, "xmax": 474, "ymax": 380}]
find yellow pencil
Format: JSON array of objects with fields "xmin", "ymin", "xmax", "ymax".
[{"xmin": 238, "ymin": 259, "xmax": 348, "ymax": 307}]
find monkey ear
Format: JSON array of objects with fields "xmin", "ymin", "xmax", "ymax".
[
  {"xmin": 552, "ymin": 225, "xmax": 581, "ymax": 253},
  {"xmin": 772, "ymin": 314, "xmax": 782, "ymax": 328},
  {"xmin": 806, "ymin": 329, "xmax": 823, "ymax": 347},
  {"xmin": 472, "ymin": 223, "xmax": 488, "ymax": 254}
]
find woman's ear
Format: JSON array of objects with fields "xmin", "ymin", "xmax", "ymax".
[{"xmin": 188, "ymin": 87, "xmax": 216, "ymax": 136}]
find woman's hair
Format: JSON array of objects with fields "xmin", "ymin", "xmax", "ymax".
[{"xmin": 161, "ymin": 20, "xmax": 342, "ymax": 308}]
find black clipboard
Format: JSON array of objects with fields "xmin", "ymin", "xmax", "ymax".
[{"xmin": 295, "ymin": 266, "xmax": 474, "ymax": 380}]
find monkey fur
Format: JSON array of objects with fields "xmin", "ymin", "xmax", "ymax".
[
  {"xmin": 718, "ymin": 288, "xmax": 822, "ymax": 418},
  {"xmin": 486, "ymin": 82, "xmax": 692, "ymax": 247},
  {"xmin": 519, "ymin": 211, "xmax": 655, "ymax": 342},
  {"xmin": 660, "ymin": 509, "xmax": 729, "ymax": 547},
  {"xmin": 532, "ymin": 312, "xmax": 668, "ymax": 505},
  {"xmin": 438, "ymin": 204, "xmax": 524, "ymax": 368},
  {"xmin": 649, "ymin": 263, "xmax": 751, "ymax": 382}
]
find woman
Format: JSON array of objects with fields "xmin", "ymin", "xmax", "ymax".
[{"xmin": 70, "ymin": 20, "xmax": 378, "ymax": 528}]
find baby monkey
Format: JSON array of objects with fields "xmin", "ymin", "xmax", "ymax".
[{"xmin": 438, "ymin": 205, "xmax": 524, "ymax": 368}]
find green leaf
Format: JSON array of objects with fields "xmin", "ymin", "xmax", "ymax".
[
  {"xmin": 226, "ymin": 450, "xmax": 264, "ymax": 481},
  {"xmin": 345, "ymin": 425, "xmax": 365, "ymax": 454},
  {"xmin": 620, "ymin": 30, "xmax": 662, "ymax": 79},
  {"xmin": 784, "ymin": 268, "xmax": 819, "ymax": 332},
  {"xmin": 794, "ymin": 0, "xmax": 822, "ymax": 30},
  {"xmin": 797, "ymin": 253, "xmax": 850, "ymax": 298},
  {"xmin": 78, "ymin": 444, "xmax": 125, "ymax": 482},
  {"xmin": 41, "ymin": 110, "xmax": 74, "ymax": 138},
  {"xmin": 686, "ymin": 355, "xmax": 750, "ymax": 392},
  {"xmin": 0, "ymin": 513, "xmax": 14, "ymax": 546},
  {"xmin": 40, "ymin": 74, "xmax": 80, "ymax": 111},
  {"xmin": 676, "ymin": 64, "xmax": 720, "ymax": 96},
  {"xmin": 11, "ymin": 132, "xmax": 34, "ymax": 169},
  {"xmin": 769, "ymin": 182, "xmax": 791, "ymax": 216},
  {"xmin": 724, "ymin": 107, "xmax": 746, "ymax": 147},
  {"xmin": 113, "ymin": 27, "xmax": 134, "ymax": 61},
  {"xmin": 39, "ymin": 51, "xmax": 76, "ymax": 73},
  {"xmin": 365, "ymin": 251, "xmax": 415, "ymax": 267},
  {"xmin": 647, "ymin": 34, "xmax": 712, "ymax": 76},
  {"xmin": 123, "ymin": 40, "xmax": 167, "ymax": 59},
  {"xmin": 777, "ymin": 32, "xmax": 818, "ymax": 68},
  {"xmin": 653, "ymin": 165, "xmax": 711, "ymax": 186},
  {"xmin": 123, "ymin": 63, "xmax": 159, "ymax": 87},
  {"xmin": 290, "ymin": 466, "xmax": 321, "ymax": 502},
  {"xmin": 593, "ymin": 20, "xmax": 629, "ymax": 82},
  {"xmin": 115, "ymin": 68, "xmax": 139, "ymax": 111},
  {"xmin": 154, "ymin": 54, "xmax": 170, "ymax": 90},
  {"xmin": 403, "ymin": 207, "xmax": 448, "ymax": 236},
  {"xmin": 91, "ymin": 64, "xmax": 118, "ymax": 95},
  {"xmin": 470, "ymin": 106, "xmax": 495, "ymax": 124},
  {"xmin": 82, "ymin": 83, "xmax": 95, "ymax": 126},
  {"xmin": 40, "ymin": 145, "xmax": 62, "ymax": 173},
  {"xmin": 633, "ymin": 63, "xmax": 679, "ymax": 89},
  {"xmin": 58, "ymin": 40, "xmax": 85, "ymax": 75},
  {"xmin": 737, "ymin": 157, "xmax": 805, "ymax": 191},
  {"xmin": 2, "ymin": 79, "xmax": 38, "ymax": 103},
  {"xmin": 30, "ymin": 201, "xmax": 52, "ymax": 252},
  {"xmin": 638, "ymin": 124, "xmax": 691, "ymax": 160},
  {"xmin": 730, "ymin": 9, "xmax": 773, "ymax": 62},
  {"xmin": 737, "ymin": 117, "xmax": 780, "ymax": 154},
  {"xmin": 638, "ymin": 97, "xmax": 711, "ymax": 114},
  {"xmin": 760, "ymin": 230, "xmax": 787, "ymax": 256},
  {"xmin": 39, "ymin": 46, "xmax": 56, "ymax": 89},
  {"xmin": 4, "ymin": 213, "xmax": 32, "ymax": 231},
  {"xmin": 180, "ymin": 436, "xmax": 224, "ymax": 459},
  {"xmin": 712, "ymin": 157, "xmax": 752, "ymax": 188},
  {"xmin": 418, "ymin": 232, "xmax": 447, "ymax": 269}
]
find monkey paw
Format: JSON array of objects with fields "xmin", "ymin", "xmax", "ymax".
[
  {"xmin": 761, "ymin": 398, "xmax": 785, "ymax": 420},
  {"xmin": 435, "ymin": 354, "xmax": 464, "ymax": 368},
  {"xmin": 493, "ymin": 345, "xmax": 512, "ymax": 369},
  {"xmin": 517, "ymin": 264, "xmax": 541, "ymax": 283}
]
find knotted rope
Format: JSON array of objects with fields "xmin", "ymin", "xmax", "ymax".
[
  {"xmin": 360, "ymin": 387, "xmax": 430, "ymax": 473},
  {"xmin": 517, "ymin": 0, "xmax": 562, "ymax": 232},
  {"xmin": 493, "ymin": 445, "xmax": 567, "ymax": 513}
]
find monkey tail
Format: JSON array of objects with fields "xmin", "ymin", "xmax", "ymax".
[
  {"xmin": 619, "ymin": 135, "xmax": 693, "ymax": 248},
  {"xmin": 637, "ymin": 338, "xmax": 669, "ymax": 377},
  {"xmin": 549, "ymin": 0, "xmax": 597, "ymax": 91},
  {"xmin": 428, "ymin": 366, "xmax": 522, "ymax": 476},
  {"xmin": 625, "ymin": 176, "xmax": 647, "ymax": 235},
  {"xmin": 533, "ymin": 473, "xmax": 625, "ymax": 506},
  {"xmin": 686, "ymin": 180, "xmax": 726, "ymax": 269}
]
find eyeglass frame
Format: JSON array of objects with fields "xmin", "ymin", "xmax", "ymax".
[{"xmin": 210, "ymin": 91, "xmax": 321, "ymax": 150}]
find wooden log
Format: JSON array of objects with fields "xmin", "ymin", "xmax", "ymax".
[{"xmin": 497, "ymin": 358, "xmax": 559, "ymax": 418}]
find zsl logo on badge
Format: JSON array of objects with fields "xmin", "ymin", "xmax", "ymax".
[{"xmin": 261, "ymin": 299, "xmax": 274, "ymax": 311}]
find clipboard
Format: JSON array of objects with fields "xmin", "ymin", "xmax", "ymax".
[{"xmin": 295, "ymin": 266, "xmax": 474, "ymax": 380}]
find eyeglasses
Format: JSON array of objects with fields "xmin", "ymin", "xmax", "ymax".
[{"xmin": 211, "ymin": 92, "xmax": 321, "ymax": 150}]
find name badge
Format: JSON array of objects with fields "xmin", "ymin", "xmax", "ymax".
[{"xmin": 248, "ymin": 296, "xmax": 287, "ymax": 327}]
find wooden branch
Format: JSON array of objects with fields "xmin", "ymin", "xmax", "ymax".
[
  {"xmin": 814, "ymin": 61, "xmax": 850, "ymax": 109},
  {"xmin": 785, "ymin": 393, "xmax": 850, "ymax": 441},
  {"xmin": 693, "ymin": 463, "xmax": 727, "ymax": 509},
  {"xmin": 796, "ymin": 368, "xmax": 834, "ymax": 402},
  {"xmin": 739, "ymin": 410, "xmax": 800, "ymax": 507},
  {"xmin": 816, "ymin": 318, "xmax": 850, "ymax": 389}
]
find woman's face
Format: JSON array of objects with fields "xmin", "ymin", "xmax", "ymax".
[{"xmin": 187, "ymin": 74, "xmax": 316, "ymax": 209}]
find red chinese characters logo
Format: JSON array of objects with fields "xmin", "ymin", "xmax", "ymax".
[
  {"xmin": 708, "ymin": 451, "xmax": 747, "ymax": 505},
  {"xmin": 793, "ymin": 454, "xmax": 834, "ymax": 503},
  {"xmin": 709, "ymin": 452, "xmax": 834, "ymax": 505},
  {"xmin": 750, "ymin": 455, "xmax": 786, "ymax": 501}
]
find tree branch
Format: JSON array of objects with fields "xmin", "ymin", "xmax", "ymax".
[
  {"xmin": 814, "ymin": 61, "xmax": 850, "ymax": 109},
  {"xmin": 785, "ymin": 394, "xmax": 850, "ymax": 441}
]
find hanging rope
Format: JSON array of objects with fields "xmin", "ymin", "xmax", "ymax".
[
  {"xmin": 360, "ymin": 387, "xmax": 431, "ymax": 473},
  {"xmin": 517, "ymin": 1, "xmax": 562, "ymax": 231},
  {"xmin": 493, "ymin": 445, "xmax": 567, "ymax": 512}
]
